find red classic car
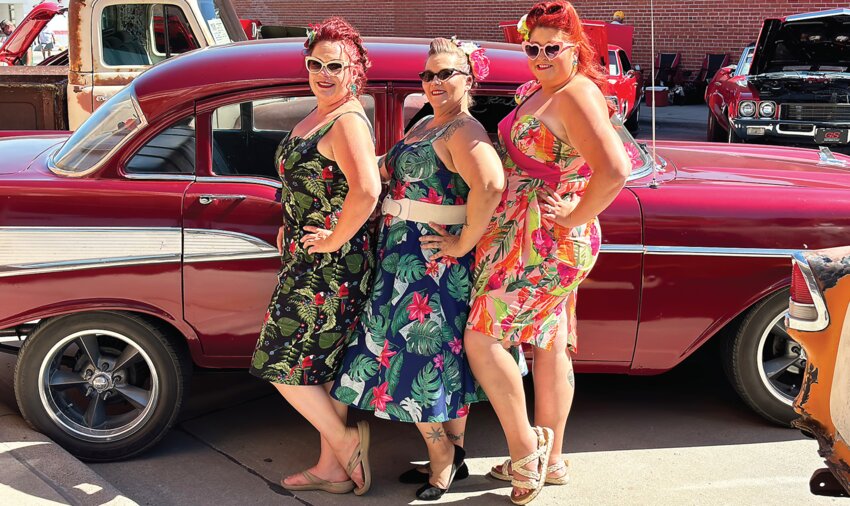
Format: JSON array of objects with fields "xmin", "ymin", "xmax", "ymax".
[
  {"xmin": 787, "ymin": 247, "xmax": 850, "ymax": 497},
  {"xmin": 606, "ymin": 43, "xmax": 643, "ymax": 132},
  {"xmin": 0, "ymin": 2, "xmax": 65, "ymax": 66},
  {"xmin": 706, "ymin": 9, "xmax": 850, "ymax": 147},
  {"xmin": 2, "ymin": 37, "xmax": 850, "ymax": 461}
]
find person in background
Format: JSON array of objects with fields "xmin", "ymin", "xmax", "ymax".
[
  {"xmin": 611, "ymin": 10, "xmax": 625, "ymax": 24},
  {"xmin": 37, "ymin": 27, "xmax": 55, "ymax": 59},
  {"xmin": 0, "ymin": 20, "xmax": 14, "ymax": 44}
]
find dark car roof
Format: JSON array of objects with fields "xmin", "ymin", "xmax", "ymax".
[{"xmin": 133, "ymin": 37, "xmax": 531, "ymax": 120}]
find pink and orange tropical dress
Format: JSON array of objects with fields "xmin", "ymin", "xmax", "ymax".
[{"xmin": 466, "ymin": 80, "xmax": 601, "ymax": 352}]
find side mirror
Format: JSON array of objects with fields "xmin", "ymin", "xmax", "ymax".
[{"xmin": 634, "ymin": 64, "xmax": 642, "ymax": 72}]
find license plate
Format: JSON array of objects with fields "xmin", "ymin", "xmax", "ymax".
[{"xmin": 815, "ymin": 128, "xmax": 850, "ymax": 144}]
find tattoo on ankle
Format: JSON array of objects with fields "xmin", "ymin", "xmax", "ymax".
[
  {"xmin": 447, "ymin": 431, "xmax": 464, "ymax": 442},
  {"xmin": 568, "ymin": 370, "xmax": 575, "ymax": 388},
  {"xmin": 426, "ymin": 427, "xmax": 445, "ymax": 443}
]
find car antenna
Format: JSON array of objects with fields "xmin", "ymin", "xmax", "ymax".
[{"xmin": 649, "ymin": 0, "xmax": 660, "ymax": 189}]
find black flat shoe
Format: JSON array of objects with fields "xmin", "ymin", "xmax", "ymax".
[
  {"xmin": 415, "ymin": 444, "xmax": 466, "ymax": 501},
  {"xmin": 398, "ymin": 461, "xmax": 469, "ymax": 484}
]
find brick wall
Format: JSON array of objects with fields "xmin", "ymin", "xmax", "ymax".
[{"xmin": 232, "ymin": 0, "xmax": 849, "ymax": 75}]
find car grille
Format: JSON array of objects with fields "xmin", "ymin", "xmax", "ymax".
[
  {"xmin": 780, "ymin": 103, "xmax": 850, "ymax": 122},
  {"xmin": 780, "ymin": 124, "xmax": 813, "ymax": 132}
]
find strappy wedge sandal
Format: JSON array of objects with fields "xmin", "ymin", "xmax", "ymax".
[
  {"xmin": 345, "ymin": 420, "xmax": 372, "ymax": 496},
  {"xmin": 490, "ymin": 458, "xmax": 570, "ymax": 486},
  {"xmin": 509, "ymin": 426, "xmax": 553, "ymax": 505}
]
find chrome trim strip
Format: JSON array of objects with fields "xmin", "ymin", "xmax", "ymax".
[
  {"xmin": 195, "ymin": 176, "xmax": 282, "ymax": 189},
  {"xmin": 786, "ymin": 252, "xmax": 830, "ymax": 332},
  {"xmin": 184, "ymin": 228, "xmax": 278, "ymax": 263},
  {"xmin": 776, "ymin": 123, "xmax": 816, "ymax": 137},
  {"xmin": 644, "ymin": 246, "xmax": 796, "ymax": 258},
  {"xmin": 0, "ymin": 227, "xmax": 182, "ymax": 278},
  {"xmin": 124, "ymin": 173, "xmax": 196, "ymax": 181},
  {"xmin": 600, "ymin": 244, "xmax": 644, "ymax": 254}
]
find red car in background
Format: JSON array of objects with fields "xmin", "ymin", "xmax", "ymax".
[
  {"xmin": 501, "ymin": 20, "xmax": 643, "ymax": 132},
  {"xmin": 707, "ymin": 8, "xmax": 850, "ymax": 148},
  {"xmin": 2, "ymin": 37, "xmax": 850, "ymax": 462},
  {"xmin": 0, "ymin": 2, "xmax": 65, "ymax": 66}
]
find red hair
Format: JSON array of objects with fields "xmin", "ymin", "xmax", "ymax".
[
  {"xmin": 525, "ymin": 1, "xmax": 609, "ymax": 95},
  {"xmin": 304, "ymin": 17, "xmax": 371, "ymax": 95}
]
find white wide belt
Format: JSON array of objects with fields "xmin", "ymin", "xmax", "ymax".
[{"xmin": 380, "ymin": 197, "xmax": 467, "ymax": 225}]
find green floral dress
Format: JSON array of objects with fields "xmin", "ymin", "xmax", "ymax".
[{"xmin": 250, "ymin": 113, "xmax": 376, "ymax": 385}]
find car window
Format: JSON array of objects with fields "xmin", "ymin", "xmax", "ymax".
[
  {"xmin": 403, "ymin": 92, "xmax": 515, "ymax": 144},
  {"xmin": 608, "ymin": 50, "xmax": 620, "ymax": 75},
  {"xmin": 52, "ymin": 86, "xmax": 144, "ymax": 176},
  {"xmin": 736, "ymin": 47, "xmax": 754, "ymax": 76},
  {"xmin": 100, "ymin": 4, "xmax": 199, "ymax": 66},
  {"xmin": 619, "ymin": 50, "xmax": 632, "ymax": 73},
  {"xmin": 210, "ymin": 94, "xmax": 375, "ymax": 180},
  {"xmin": 125, "ymin": 116, "xmax": 195, "ymax": 175},
  {"xmin": 151, "ymin": 4, "xmax": 200, "ymax": 56}
]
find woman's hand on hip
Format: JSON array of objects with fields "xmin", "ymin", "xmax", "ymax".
[
  {"xmin": 301, "ymin": 226, "xmax": 340, "ymax": 254},
  {"xmin": 540, "ymin": 188, "xmax": 580, "ymax": 229},
  {"xmin": 420, "ymin": 223, "xmax": 469, "ymax": 260}
]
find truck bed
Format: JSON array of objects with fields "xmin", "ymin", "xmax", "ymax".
[{"xmin": 0, "ymin": 66, "xmax": 69, "ymax": 131}]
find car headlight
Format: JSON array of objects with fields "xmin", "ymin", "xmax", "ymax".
[
  {"xmin": 738, "ymin": 101, "xmax": 756, "ymax": 117},
  {"xmin": 759, "ymin": 101, "xmax": 776, "ymax": 118}
]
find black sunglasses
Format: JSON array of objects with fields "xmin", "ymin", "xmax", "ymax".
[{"xmin": 418, "ymin": 68, "xmax": 469, "ymax": 83}]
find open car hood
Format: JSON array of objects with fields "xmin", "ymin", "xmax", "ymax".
[
  {"xmin": 0, "ymin": 2, "xmax": 64, "ymax": 64},
  {"xmin": 750, "ymin": 9, "xmax": 850, "ymax": 76}
]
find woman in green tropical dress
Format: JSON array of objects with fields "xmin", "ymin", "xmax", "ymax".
[
  {"xmin": 248, "ymin": 18, "xmax": 381, "ymax": 495},
  {"xmin": 331, "ymin": 38, "xmax": 505, "ymax": 501}
]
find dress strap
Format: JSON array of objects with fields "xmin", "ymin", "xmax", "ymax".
[{"xmin": 324, "ymin": 110, "xmax": 376, "ymax": 143}]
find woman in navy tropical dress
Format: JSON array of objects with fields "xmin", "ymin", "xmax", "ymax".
[{"xmin": 331, "ymin": 38, "xmax": 505, "ymax": 501}]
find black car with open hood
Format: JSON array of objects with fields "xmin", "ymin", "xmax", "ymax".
[{"xmin": 728, "ymin": 9, "xmax": 850, "ymax": 149}]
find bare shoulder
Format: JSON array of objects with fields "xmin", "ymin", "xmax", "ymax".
[
  {"xmin": 441, "ymin": 115, "xmax": 492, "ymax": 146},
  {"xmin": 557, "ymin": 75, "xmax": 608, "ymax": 119}
]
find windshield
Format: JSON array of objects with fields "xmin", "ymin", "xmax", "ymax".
[
  {"xmin": 51, "ymin": 87, "xmax": 144, "ymax": 176},
  {"xmin": 198, "ymin": 0, "xmax": 246, "ymax": 45}
]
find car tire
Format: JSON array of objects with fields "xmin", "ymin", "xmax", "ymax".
[
  {"xmin": 707, "ymin": 113, "xmax": 726, "ymax": 142},
  {"xmin": 625, "ymin": 102, "xmax": 640, "ymax": 133},
  {"xmin": 722, "ymin": 290, "xmax": 803, "ymax": 426},
  {"xmin": 14, "ymin": 311, "xmax": 190, "ymax": 461}
]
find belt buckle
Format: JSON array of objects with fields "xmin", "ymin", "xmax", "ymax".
[{"xmin": 381, "ymin": 197, "xmax": 403, "ymax": 217}]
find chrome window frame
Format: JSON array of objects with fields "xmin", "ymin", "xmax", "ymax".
[{"xmin": 48, "ymin": 91, "xmax": 148, "ymax": 178}]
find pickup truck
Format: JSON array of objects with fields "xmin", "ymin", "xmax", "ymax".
[{"xmin": 0, "ymin": 0, "xmax": 248, "ymax": 131}]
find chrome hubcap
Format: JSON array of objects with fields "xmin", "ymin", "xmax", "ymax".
[
  {"xmin": 37, "ymin": 330, "xmax": 159, "ymax": 442},
  {"xmin": 757, "ymin": 312, "xmax": 806, "ymax": 406}
]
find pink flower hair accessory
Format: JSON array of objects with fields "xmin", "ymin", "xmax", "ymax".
[{"xmin": 450, "ymin": 36, "xmax": 490, "ymax": 81}]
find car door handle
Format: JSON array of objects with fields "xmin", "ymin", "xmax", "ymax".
[{"xmin": 198, "ymin": 194, "xmax": 247, "ymax": 205}]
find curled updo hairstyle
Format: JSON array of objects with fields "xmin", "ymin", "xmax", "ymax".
[
  {"xmin": 304, "ymin": 17, "xmax": 371, "ymax": 95},
  {"xmin": 526, "ymin": 1, "xmax": 609, "ymax": 95},
  {"xmin": 428, "ymin": 37, "xmax": 476, "ymax": 107}
]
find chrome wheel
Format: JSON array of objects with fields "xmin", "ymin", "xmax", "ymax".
[
  {"xmin": 757, "ymin": 313, "xmax": 806, "ymax": 406},
  {"xmin": 37, "ymin": 329, "xmax": 159, "ymax": 442}
]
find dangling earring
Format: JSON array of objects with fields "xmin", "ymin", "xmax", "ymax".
[
  {"xmin": 349, "ymin": 83, "xmax": 358, "ymax": 95},
  {"xmin": 572, "ymin": 56, "xmax": 578, "ymax": 67}
]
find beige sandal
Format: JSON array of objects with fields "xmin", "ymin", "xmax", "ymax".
[
  {"xmin": 509, "ymin": 426, "xmax": 553, "ymax": 505},
  {"xmin": 280, "ymin": 470, "xmax": 355, "ymax": 494},
  {"xmin": 346, "ymin": 420, "xmax": 372, "ymax": 496},
  {"xmin": 490, "ymin": 458, "xmax": 570, "ymax": 486}
]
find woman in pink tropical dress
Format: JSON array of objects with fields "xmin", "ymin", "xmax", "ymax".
[{"xmin": 463, "ymin": 2, "xmax": 632, "ymax": 504}]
